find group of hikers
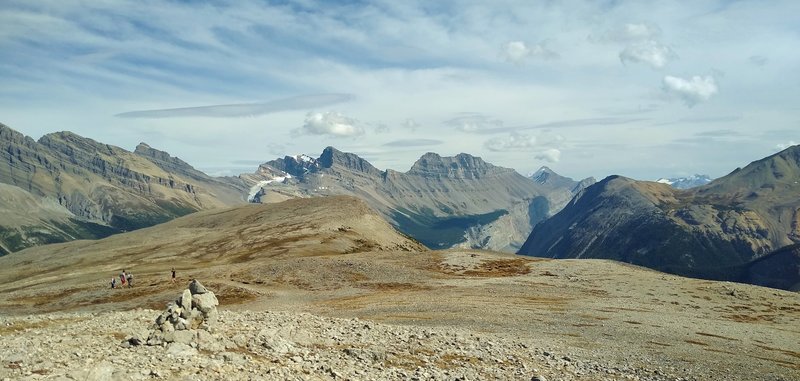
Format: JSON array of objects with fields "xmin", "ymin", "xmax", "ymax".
[
  {"xmin": 110, "ymin": 268, "xmax": 177, "ymax": 288},
  {"xmin": 111, "ymin": 270, "xmax": 134, "ymax": 289}
]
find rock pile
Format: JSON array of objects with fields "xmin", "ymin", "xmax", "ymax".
[{"xmin": 145, "ymin": 279, "xmax": 219, "ymax": 348}]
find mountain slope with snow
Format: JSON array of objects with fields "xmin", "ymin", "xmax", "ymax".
[
  {"xmin": 239, "ymin": 149, "xmax": 591, "ymax": 251},
  {"xmin": 655, "ymin": 174, "xmax": 712, "ymax": 189}
]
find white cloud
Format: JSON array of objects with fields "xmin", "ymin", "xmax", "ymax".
[
  {"xmin": 1, "ymin": 2, "xmax": 798, "ymax": 181},
  {"xmin": 485, "ymin": 132, "xmax": 536, "ymax": 151},
  {"xmin": 446, "ymin": 114, "xmax": 504, "ymax": 133},
  {"xmin": 402, "ymin": 119, "xmax": 421, "ymax": 131},
  {"xmin": 602, "ymin": 22, "xmax": 676, "ymax": 69},
  {"xmin": 116, "ymin": 93, "xmax": 354, "ymax": 118},
  {"xmin": 662, "ymin": 75, "xmax": 719, "ymax": 107},
  {"xmin": 620, "ymin": 41, "xmax": 676, "ymax": 69},
  {"xmin": 296, "ymin": 111, "xmax": 364, "ymax": 137},
  {"xmin": 502, "ymin": 41, "xmax": 558, "ymax": 64},
  {"xmin": 484, "ymin": 132, "xmax": 564, "ymax": 163},
  {"xmin": 610, "ymin": 23, "xmax": 662, "ymax": 42},
  {"xmin": 535, "ymin": 148, "xmax": 561, "ymax": 163}
]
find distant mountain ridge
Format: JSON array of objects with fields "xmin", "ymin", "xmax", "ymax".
[
  {"xmin": 519, "ymin": 145, "xmax": 800, "ymax": 289},
  {"xmin": 1, "ymin": 122, "xmax": 590, "ymax": 254},
  {"xmin": 242, "ymin": 149, "xmax": 594, "ymax": 251},
  {"xmin": 0, "ymin": 123, "xmax": 247, "ymax": 254},
  {"xmin": 655, "ymin": 174, "xmax": 712, "ymax": 189}
]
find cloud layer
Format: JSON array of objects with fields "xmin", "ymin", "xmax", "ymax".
[
  {"xmin": 484, "ymin": 132, "xmax": 564, "ymax": 163},
  {"xmin": 502, "ymin": 41, "xmax": 558, "ymax": 64},
  {"xmin": 116, "ymin": 94, "xmax": 354, "ymax": 118},
  {"xmin": 383, "ymin": 139, "xmax": 443, "ymax": 147},
  {"xmin": 662, "ymin": 75, "xmax": 719, "ymax": 107},
  {"xmin": 297, "ymin": 111, "xmax": 364, "ymax": 137},
  {"xmin": 0, "ymin": 1, "xmax": 798, "ymax": 181}
]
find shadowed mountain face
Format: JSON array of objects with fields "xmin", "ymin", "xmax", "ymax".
[
  {"xmin": 0, "ymin": 123, "xmax": 247, "ymax": 254},
  {"xmin": 242, "ymin": 148, "xmax": 593, "ymax": 251},
  {"xmin": 742, "ymin": 244, "xmax": 800, "ymax": 291},
  {"xmin": 519, "ymin": 145, "xmax": 800, "ymax": 289}
]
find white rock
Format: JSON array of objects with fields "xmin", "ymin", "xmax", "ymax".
[
  {"xmin": 180, "ymin": 289, "xmax": 192, "ymax": 312},
  {"xmin": 192, "ymin": 293, "xmax": 218, "ymax": 314},
  {"xmin": 167, "ymin": 343, "xmax": 197, "ymax": 358}
]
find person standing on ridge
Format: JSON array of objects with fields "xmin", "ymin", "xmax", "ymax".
[
  {"xmin": 171, "ymin": 268, "xmax": 176, "ymax": 283},
  {"xmin": 111, "ymin": 277, "xmax": 116, "ymax": 289},
  {"xmin": 126, "ymin": 271, "xmax": 133, "ymax": 288},
  {"xmin": 120, "ymin": 270, "xmax": 127, "ymax": 287}
]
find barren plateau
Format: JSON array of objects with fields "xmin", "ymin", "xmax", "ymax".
[{"xmin": 0, "ymin": 196, "xmax": 798, "ymax": 380}]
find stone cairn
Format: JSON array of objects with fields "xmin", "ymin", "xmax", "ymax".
[{"xmin": 146, "ymin": 279, "xmax": 219, "ymax": 347}]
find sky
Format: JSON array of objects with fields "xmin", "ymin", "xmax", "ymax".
[{"xmin": 1, "ymin": 0, "xmax": 798, "ymax": 181}]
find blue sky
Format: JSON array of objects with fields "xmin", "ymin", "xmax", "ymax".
[{"xmin": 1, "ymin": 0, "xmax": 798, "ymax": 180}]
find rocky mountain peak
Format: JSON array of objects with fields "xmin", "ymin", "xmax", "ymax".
[
  {"xmin": 529, "ymin": 166, "xmax": 560, "ymax": 184},
  {"xmin": 262, "ymin": 153, "xmax": 320, "ymax": 178},
  {"xmin": 0, "ymin": 123, "xmax": 36, "ymax": 147},
  {"xmin": 697, "ymin": 144, "xmax": 800, "ymax": 197},
  {"xmin": 528, "ymin": 166, "xmax": 587, "ymax": 191},
  {"xmin": 134, "ymin": 142, "xmax": 198, "ymax": 173},
  {"xmin": 317, "ymin": 146, "xmax": 380, "ymax": 175},
  {"xmin": 408, "ymin": 152, "xmax": 501, "ymax": 179},
  {"xmin": 37, "ymin": 130, "xmax": 114, "ymax": 158}
]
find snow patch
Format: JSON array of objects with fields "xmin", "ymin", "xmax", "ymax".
[
  {"xmin": 296, "ymin": 154, "xmax": 315, "ymax": 163},
  {"xmin": 247, "ymin": 174, "xmax": 292, "ymax": 202}
]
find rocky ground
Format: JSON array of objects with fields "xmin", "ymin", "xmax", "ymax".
[
  {"xmin": 0, "ymin": 307, "xmax": 756, "ymax": 381},
  {"xmin": 1, "ymin": 198, "xmax": 798, "ymax": 380}
]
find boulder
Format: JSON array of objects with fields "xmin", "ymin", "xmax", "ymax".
[
  {"xmin": 167, "ymin": 343, "xmax": 197, "ymax": 358},
  {"xmin": 189, "ymin": 279, "xmax": 208, "ymax": 294},
  {"xmin": 172, "ymin": 330, "xmax": 194, "ymax": 345},
  {"xmin": 192, "ymin": 292, "xmax": 218, "ymax": 313},
  {"xmin": 180, "ymin": 289, "xmax": 192, "ymax": 311}
]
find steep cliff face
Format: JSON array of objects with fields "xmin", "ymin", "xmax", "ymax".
[
  {"xmin": 0, "ymin": 123, "xmax": 246, "ymax": 254},
  {"xmin": 243, "ymin": 148, "xmax": 584, "ymax": 251},
  {"xmin": 0, "ymin": 183, "xmax": 117, "ymax": 255},
  {"xmin": 519, "ymin": 145, "xmax": 800, "ymax": 286}
]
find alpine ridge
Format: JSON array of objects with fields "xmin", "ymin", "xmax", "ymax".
[
  {"xmin": 243, "ymin": 148, "xmax": 593, "ymax": 251},
  {"xmin": 519, "ymin": 145, "xmax": 800, "ymax": 289},
  {"xmin": 0, "ymin": 123, "xmax": 247, "ymax": 254}
]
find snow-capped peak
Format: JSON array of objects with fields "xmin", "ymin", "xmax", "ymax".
[
  {"xmin": 527, "ymin": 166, "xmax": 553, "ymax": 178},
  {"xmin": 654, "ymin": 174, "xmax": 712, "ymax": 189},
  {"xmin": 656, "ymin": 178, "xmax": 674, "ymax": 185},
  {"xmin": 296, "ymin": 154, "xmax": 315, "ymax": 163}
]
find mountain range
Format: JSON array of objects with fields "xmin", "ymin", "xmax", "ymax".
[
  {"xmin": 0, "ymin": 123, "xmax": 247, "ymax": 254},
  {"xmin": 519, "ymin": 145, "xmax": 800, "ymax": 290},
  {"xmin": 241, "ymin": 149, "xmax": 594, "ymax": 251},
  {"xmin": 0, "ymin": 123, "xmax": 590, "ymax": 254},
  {"xmin": 655, "ymin": 174, "xmax": 712, "ymax": 189},
  {"xmin": 3, "ymin": 122, "xmax": 799, "ymax": 290}
]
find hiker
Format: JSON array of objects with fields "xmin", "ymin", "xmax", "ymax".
[
  {"xmin": 126, "ymin": 272, "xmax": 133, "ymax": 288},
  {"xmin": 120, "ymin": 270, "xmax": 127, "ymax": 287},
  {"xmin": 171, "ymin": 268, "xmax": 176, "ymax": 283},
  {"xmin": 111, "ymin": 277, "xmax": 116, "ymax": 289}
]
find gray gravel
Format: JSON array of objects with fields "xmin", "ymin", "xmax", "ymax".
[{"xmin": 0, "ymin": 308, "xmax": 718, "ymax": 381}]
